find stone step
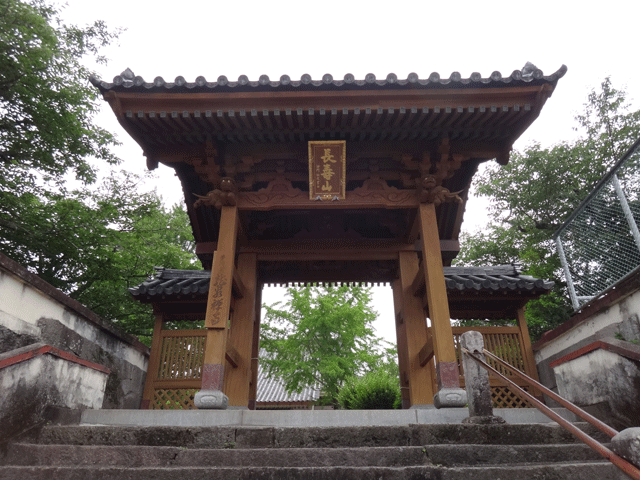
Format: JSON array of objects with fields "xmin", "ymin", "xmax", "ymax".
[
  {"xmin": 36, "ymin": 423, "xmax": 610, "ymax": 449},
  {"xmin": 78, "ymin": 407, "xmax": 580, "ymax": 428},
  {"xmin": 0, "ymin": 462, "xmax": 627, "ymax": 480},
  {"xmin": 5, "ymin": 443, "xmax": 606, "ymax": 468}
]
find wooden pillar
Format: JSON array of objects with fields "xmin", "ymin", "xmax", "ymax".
[
  {"xmin": 392, "ymin": 279, "xmax": 411, "ymax": 408},
  {"xmin": 394, "ymin": 252, "xmax": 435, "ymax": 407},
  {"xmin": 141, "ymin": 308, "xmax": 164, "ymax": 409},
  {"xmin": 224, "ymin": 253, "xmax": 258, "ymax": 408},
  {"xmin": 516, "ymin": 306, "xmax": 541, "ymax": 396},
  {"xmin": 195, "ymin": 206, "xmax": 239, "ymax": 409},
  {"xmin": 248, "ymin": 284, "xmax": 262, "ymax": 410},
  {"xmin": 418, "ymin": 202, "xmax": 466, "ymax": 407}
]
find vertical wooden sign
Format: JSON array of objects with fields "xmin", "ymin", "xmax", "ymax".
[{"xmin": 309, "ymin": 141, "xmax": 346, "ymax": 200}]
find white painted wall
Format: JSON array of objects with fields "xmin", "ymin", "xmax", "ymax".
[
  {"xmin": 0, "ymin": 353, "xmax": 107, "ymax": 411},
  {"xmin": 535, "ymin": 289, "xmax": 640, "ymax": 364},
  {"xmin": 554, "ymin": 349, "xmax": 639, "ymax": 404},
  {"xmin": 0, "ymin": 269, "xmax": 147, "ymax": 371}
]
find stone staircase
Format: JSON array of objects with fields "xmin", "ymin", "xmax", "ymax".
[{"xmin": 0, "ymin": 419, "xmax": 631, "ymax": 479}]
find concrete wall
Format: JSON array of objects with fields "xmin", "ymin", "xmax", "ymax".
[
  {"xmin": 0, "ymin": 344, "xmax": 109, "ymax": 442},
  {"xmin": 0, "ymin": 253, "xmax": 149, "ymax": 412},
  {"xmin": 552, "ymin": 347, "xmax": 640, "ymax": 429},
  {"xmin": 534, "ymin": 270, "xmax": 640, "ymax": 429}
]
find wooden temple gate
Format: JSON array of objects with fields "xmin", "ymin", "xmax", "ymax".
[
  {"xmin": 139, "ymin": 303, "xmax": 542, "ymax": 409},
  {"xmin": 94, "ymin": 65, "xmax": 565, "ymax": 409}
]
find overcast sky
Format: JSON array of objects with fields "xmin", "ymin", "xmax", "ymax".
[{"xmin": 60, "ymin": 0, "xmax": 640, "ymax": 343}]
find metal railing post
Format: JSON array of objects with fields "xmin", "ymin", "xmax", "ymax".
[
  {"xmin": 555, "ymin": 236, "xmax": 580, "ymax": 309},
  {"xmin": 612, "ymin": 174, "xmax": 640, "ymax": 253}
]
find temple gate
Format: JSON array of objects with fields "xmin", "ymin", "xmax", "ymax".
[{"xmin": 93, "ymin": 64, "xmax": 565, "ymax": 409}]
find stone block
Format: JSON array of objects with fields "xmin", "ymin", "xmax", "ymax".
[
  {"xmin": 194, "ymin": 390, "xmax": 228, "ymax": 409},
  {"xmin": 433, "ymin": 388, "xmax": 467, "ymax": 408}
]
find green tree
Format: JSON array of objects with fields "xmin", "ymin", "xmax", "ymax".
[
  {"xmin": 1, "ymin": 0, "xmax": 119, "ymax": 192},
  {"xmin": 0, "ymin": 170, "xmax": 198, "ymax": 344},
  {"xmin": 0, "ymin": 1, "xmax": 201, "ymax": 345},
  {"xmin": 260, "ymin": 285, "xmax": 387, "ymax": 406},
  {"xmin": 456, "ymin": 78, "xmax": 640, "ymax": 339}
]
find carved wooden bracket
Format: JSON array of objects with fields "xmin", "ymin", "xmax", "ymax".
[
  {"xmin": 416, "ymin": 175, "xmax": 463, "ymax": 206},
  {"xmin": 194, "ymin": 177, "xmax": 238, "ymax": 209}
]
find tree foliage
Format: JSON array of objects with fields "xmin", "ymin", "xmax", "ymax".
[
  {"xmin": 260, "ymin": 285, "xmax": 389, "ymax": 406},
  {"xmin": 456, "ymin": 78, "xmax": 640, "ymax": 339},
  {"xmin": 1, "ymin": 0, "xmax": 119, "ymax": 189},
  {"xmin": 0, "ymin": 170, "xmax": 198, "ymax": 343},
  {"xmin": 0, "ymin": 1, "xmax": 199, "ymax": 345}
]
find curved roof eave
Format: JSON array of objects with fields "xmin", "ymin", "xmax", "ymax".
[{"xmin": 90, "ymin": 64, "xmax": 567, "ymax": 95}]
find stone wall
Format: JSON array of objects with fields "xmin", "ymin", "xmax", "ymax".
[
  {"xmin": 0, "ymin": 253, "xmax": 149, "ymax": 439},
  {"xmin": 534, "ymin": 269, "xmax": 640, "ymax": 429}
]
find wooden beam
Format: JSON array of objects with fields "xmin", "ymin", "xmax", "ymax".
[
  {"xmin": 152, "ymin": 379, "xmax": 202, "ymax": 389},
  {"xmin": 110, "ymin": 86, "xmax": 546, "ymax": 117},
  {"xmin": 204, "ymin": 206, "xmax": 238, "ymax": 330},
  {"xmin": 224, "ymin": 253, "xmax": 258, "ymax": 407},
  {"xmin": 196, "ymin": 239, "xmax": 459, "ymax": 260},
  {"xmin": 232, "ymin": 267, "xmax": 246, "ymax": 299},
  {"xmin": 396, "ymin": 250, "xmax": 435, "ymax": 406},
  {"xmin": 225, "ymin": 345, "xmax": 241, "ymax": 369},
  {"xmin": 516, "ymin": 306, "xmax": 541, "ymax": 396},
  {"xmin": 418, "ymin": 202, "xmax": 460, "ymax": 391},
  {"xmin": 419, "ymin": 337, "xmax": 434, "ymax": 367},
  {"xmin": 201, "ymin": 206, "xmax": 239, "ymax": 395},
  {"xmin": 237, "ymin": 189, "xmax": 419, "ymax": 211},
  {"xmin": 392, "ymin": 280, "xmax": 411, "ymax": 409},
  {"xmin": 141, "ymin": 312, "xmax": 164, "ymax": 409},
  {"xmin": 410, "ymin": 260, "xmax": 425, "ymax": 297},
  {"xmin": 248, "ymin": 285, "xmax": 262, "ymax": 410}
]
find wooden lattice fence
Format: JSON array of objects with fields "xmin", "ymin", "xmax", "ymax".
[{"xmin": 149, "ymin": 329, "xmax": 206, "ymax": 410}]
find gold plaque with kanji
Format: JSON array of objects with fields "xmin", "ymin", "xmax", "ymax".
[{"xmin": 308, "ymin": 141, "xmax": 346, "ymax": 200}]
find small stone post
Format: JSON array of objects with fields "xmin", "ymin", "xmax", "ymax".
[
  {"xmin": 460, "ymin": 331, "xmax": 505, "ymax": 424},
  {"xmin": 611, "ymin": 428, "xmax": 640, "ymax": 468}
]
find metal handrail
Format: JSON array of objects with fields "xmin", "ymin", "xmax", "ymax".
[
  {"xmin": 461, "ymin": 346, "xmax": 640, "ymax": 480},
  {"xmin": 481, "ymin": 348, "xmax": 618, "ymax": 438}
]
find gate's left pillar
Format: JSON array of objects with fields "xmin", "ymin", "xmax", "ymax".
[{"xmin": 195, "ymin": 206, "xmax": 238, "ymax": 409}]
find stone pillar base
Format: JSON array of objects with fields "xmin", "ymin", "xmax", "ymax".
[
  {"xmin": 433, "ymin": 388, "xmax": 467, "ymax": 408},
  {"xmin": 194, "ymin": 390, "xmax": 229, "ymax": 409}
]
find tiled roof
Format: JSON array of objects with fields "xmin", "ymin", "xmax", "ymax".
[
  {"xmin": 129, "ymin": 265, "xmax": 553, "ymax": 301},
  {"xmin": 256, "ymin": 354, "xmax": 321, "ymax": 404},
  {"xmin": 91, "ymin": 63, "xmax": 567, "ymax": 94},
  {"xmin": 443, "ymin": 265, "xmax": 554, "ymax": 292}
]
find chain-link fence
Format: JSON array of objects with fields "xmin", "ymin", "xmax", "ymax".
[{"xmin": 554, "ymin": 138, "xmax": 640, "ymax": 310}]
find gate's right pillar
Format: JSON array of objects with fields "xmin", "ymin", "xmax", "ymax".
[{"xmin": 418, "ymin": 202, "xmax": 467, "ymax": 408}]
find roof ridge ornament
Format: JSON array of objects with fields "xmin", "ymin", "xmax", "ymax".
[
  {"xmin": 521, "ymin": 62, "xmax": 538, "ymax": 78},
  {"xmin": 121, "ymin": 68, "xmax": 135, "ymax": 80}
]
